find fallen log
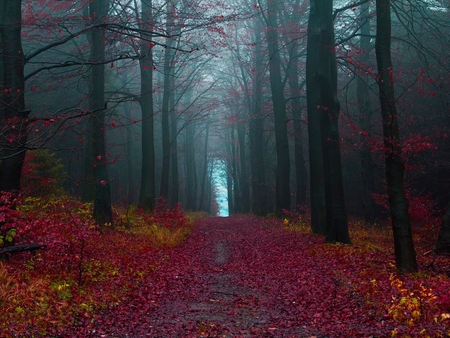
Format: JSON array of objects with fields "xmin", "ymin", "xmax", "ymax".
[{"xmin": 0, "ymin": 243, "xmax": 46, "ymax": 259}]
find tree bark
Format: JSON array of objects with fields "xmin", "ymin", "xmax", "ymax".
[
  {"xmin": 170, "ymin": 78, "xmax": 179, "ymax": 206},
  {"xmin": 357, "ymin": 1, "xmax": 378, "ymax": 224},
  {"xmin": 184, "ymin": 121, "xmax": 197, "ymax": 210},
  {"xmin": 0, "ymin": 1, "xmax": 29, "ymax": 195},
  {"xmin": 266, "ymin": 0, "xmax": 290, "ymax": 217},
  {"xmin": 138, "ymin": 0, "xmax": 156, "ymax": 210},
  {"xmin": 287, "ymin": 43, "xmax": 307, "ymax": 210},
  {"xmin": 318, "ymin": 0, "xmax": 350, "ymax": 244},
  {"xmin": 198, "ymin": 124, "xmax": 209, "ymax": 212},
  {"xmin": 375, "ymin": 0, "xmax": 417, "ymax": 272},
  {"xmin": 306, "ymin": 0, "xmax": 326, "ymax": 235},
  {"xmin": 307, "ymin": 0, "xmax": 350, "ymax": 243},
  {"xmin": 226, "ymin": 160, "xmax": 234, "ymax": 215},
  {"xmin": 237, "ymin": 112, "xmax": 250, "ymax": 213},
  {"xmin": 159, "ymin": 0, "xmax": 177, "ymax": 200},
  {"xmin": 90, "ymin": 0, "xmax": 113, "ymax": 226},
  {"xmin": 249, "ymin": 17, "xmax": 267, "ymax": 216}
]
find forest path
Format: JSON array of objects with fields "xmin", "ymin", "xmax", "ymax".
[{"xmin": 77, "ymin": 215, "xmax": 376, "ymax": 337}]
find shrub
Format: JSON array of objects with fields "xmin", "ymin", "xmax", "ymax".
[{"xmin": 20, "ymin": 149, "xmax": 65, "ymax": 198}]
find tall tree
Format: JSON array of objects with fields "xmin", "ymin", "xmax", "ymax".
[
  {"xmin": 307, "ymin": 0, "xmax": 350, "ymax": 243},
  {"xmin": 184, "ymin": 121, "xmax": 197, "ymax": 210},
  {"xmin": 285, "ymin": 11, "xmax": 307, "ymax": 210},
  {"xmin": 170, "ymin": 71, "xmax": 179, "ymax": 205},
  {"xmin": 306, "ymin": 0, "xmax": 326, "ymax": 234},
  {"xmin": 138, "ymin": 0, "xmax": 156, "ymax": 210},
  {"xmin": 266, "ymin": 0, "xmax": 291, "ymax": 216},
  {"xmin": 198, "ymin": 123, "xmax": 210, "ymax": 211},
  {"xmin": 357, "ymin": 0, "xmax": 378, "ymax": 224},
  {"xmin": 159, "ymin": 0, "xmax": 177, "ymax": 200},
  {"xmin": 249, "ymin": 16, "xmax": 267, "ymax": 216},
  {"xmin": 375, "ymin": 0, "xmax": 417, "ymax": 272},
  {"xmin": 236, "ymin": 110, "xmax": 250, "ymax": 213},
  {"xmin": 89, "ymin": 0, "xmax": 113, "ymax": 225},
  {"xmin": 0, "ymin": 1, "xmax": 29, "ymax": 196}
]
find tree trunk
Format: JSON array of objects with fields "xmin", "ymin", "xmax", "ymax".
[
  {"xmin": 249, "ymin": 17, "xmax": 267, "ymax": 216},
  {"xmin": 287, "ymin": 44, "xmax": 307, "ymax": 210},
  {"xmin": 306, "ymin": 0, "xmax": 326, "ymax": 235},
  {"xmin": 185, "ymin": 122, "xmax": 197, "ymax": 210},
  {"xmin": 237, "ymin": 113, "xmax": 250, "ymax": 213},
  {"xmin": 357, "ymin": 1, "xmax": 378, "ymax": 224},
  {"xmin": 138, "ymin": 0, "xmax": 156, "ymax": 210},
  {"xmin": 198, "ymin": 124, "xmax": 209, "ymax": 212},
  {"xmin": 90, "ymin": 0, "xmax": 113, "ymax": 226},
  {"xmin": 375, "ymin": 0, "xmax": 417, "ymax": 273},
  {"xmin": 267, "ymin": 0, "xmax": 290, "ymax": 217},
  {"xmin": 436, "ymin": 203, "xmax": 450, "ymax": 253},
  {"xmin": 0, "ymin": 1, "xmax": 29, "ymax": 195},
  {"xmin": 170, "ymin": 79, "xmax": 179, "ymax": 206},
  {"xmin": 159, "ymin": 0, "xmax": 176, "ymax": 200},
  {"xmin": 226, "ymin": 160, "xmax": 234, "ymax": 215},
  {"xmin": 81, "ymin": 4, "xmax": 94, "ymax": 203},
  {"xmin": 317, "ymin": 0, "xmax": 350, "ymax": 244},
  {"xmin": 124, "ymin": 100, "xmax": 135, "ymax": 205}
]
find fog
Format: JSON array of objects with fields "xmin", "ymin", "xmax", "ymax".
[{"xmin": 1, "ymin": 0, "xmax": 449, "ymax": 228}]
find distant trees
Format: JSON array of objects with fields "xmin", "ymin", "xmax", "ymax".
[{"xmin": 2, "ymin": 0, "xmax": 450, "ymax": 270}]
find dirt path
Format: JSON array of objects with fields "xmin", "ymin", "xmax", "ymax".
[{"xmin": 74, "ymin": 215, "xmax": 381, "ymax": 337}]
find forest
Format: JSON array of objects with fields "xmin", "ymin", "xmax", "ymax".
[{"xmin": 1, "ymin": 0, "xmax": 450, "ymax": 336}]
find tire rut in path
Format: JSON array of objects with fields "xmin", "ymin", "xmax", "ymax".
[{"xmin": 144, "ymin": 216, "xmax": 275, "ymax": 336}]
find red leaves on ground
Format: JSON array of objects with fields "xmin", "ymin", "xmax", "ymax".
[
  {"xmin": 2, "ymin": 211, "xmax": 449, "ymax": 336},
  {"xmin": 61, "ymin": 215, "xmax": 449, "ymax": 337}
]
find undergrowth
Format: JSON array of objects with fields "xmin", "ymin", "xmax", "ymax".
[
  {"xmin": 0, "ymin": 195, "xmax": 196, "ymax": 337},
  {"xmin": 284, "ymin": 213, "xmax": 450, "ymax": 337}
]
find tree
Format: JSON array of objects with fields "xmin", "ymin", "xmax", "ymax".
[
  {"xmin": 375, "ymin": 0, "xmax": 417, "ymax": 272},
  {"xmin": 249, "ymin": 15, "xmax": 267, "ymax": 216},
  {"xmin": 283, "ymin": 0, "xmax": 308, "ymax": 210},
  {"xmin": 306, "ymin": 0, "xmax": 326, "ymax": 235},
  {"xmin": 266, "ymin": 0, "xmax": 291, "ymax": 217},
  {"xmin": 356, "ymin": 1, "xmax": 378, "ymax": 224},
  {"xmin": 0, "ymin": 0, "xmax": 29, "ymax": 196},
  {"xmin": 306, "ymin": 0, "xmax": 350, "ymax": 243},
  {"xmin": 159, "ymin": 0, "xmax": 177, "ymax": 200},
  {"xmin": 89, "ymin": 0, "xmax": 113, "ymax": 226},
  {"xmin": 138, "ymin": 0, "xmax": 156, "ymax": 210}
]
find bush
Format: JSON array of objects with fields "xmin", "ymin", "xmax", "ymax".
[{"xmin": 20, "ymin": 149, "xmax": 65, "ymax": 198}]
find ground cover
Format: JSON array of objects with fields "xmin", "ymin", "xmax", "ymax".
[{"xmin": 0, "ymin": 202, "xmax": 449, "ymax": 337}]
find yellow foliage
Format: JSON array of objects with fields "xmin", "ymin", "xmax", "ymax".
[
  {"xmin": 129, "ymin": 223, "xmax": 191, "ymax": 249},
  {"xmin": 388, "ymin": 274, "xmax": 437, "ymax": 326}
]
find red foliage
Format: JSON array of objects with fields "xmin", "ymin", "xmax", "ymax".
[
  {"xmin": 373, "ymin": 189, "xmax": 441, "ymax": 228},
  {"xmin": 153, "ymin": 199, "xmax": 189, "ymax": 230},
  {"xmin": 55, "ymin": 215, "xmax": 449, "ymax": 337}
]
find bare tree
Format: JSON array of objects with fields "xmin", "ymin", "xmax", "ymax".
[{"xmin": 375, "ymin": 0, "xmax": 417, "ymax": 272}]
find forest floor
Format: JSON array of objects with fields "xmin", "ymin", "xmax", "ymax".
[{"xmin": 62, "ymin": 215, "xmax": 450, "ymax": 337}]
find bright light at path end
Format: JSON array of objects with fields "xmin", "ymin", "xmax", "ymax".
[{"xmin": 212, "ymin": 161, "xmax": 229, "ymax": 217}]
